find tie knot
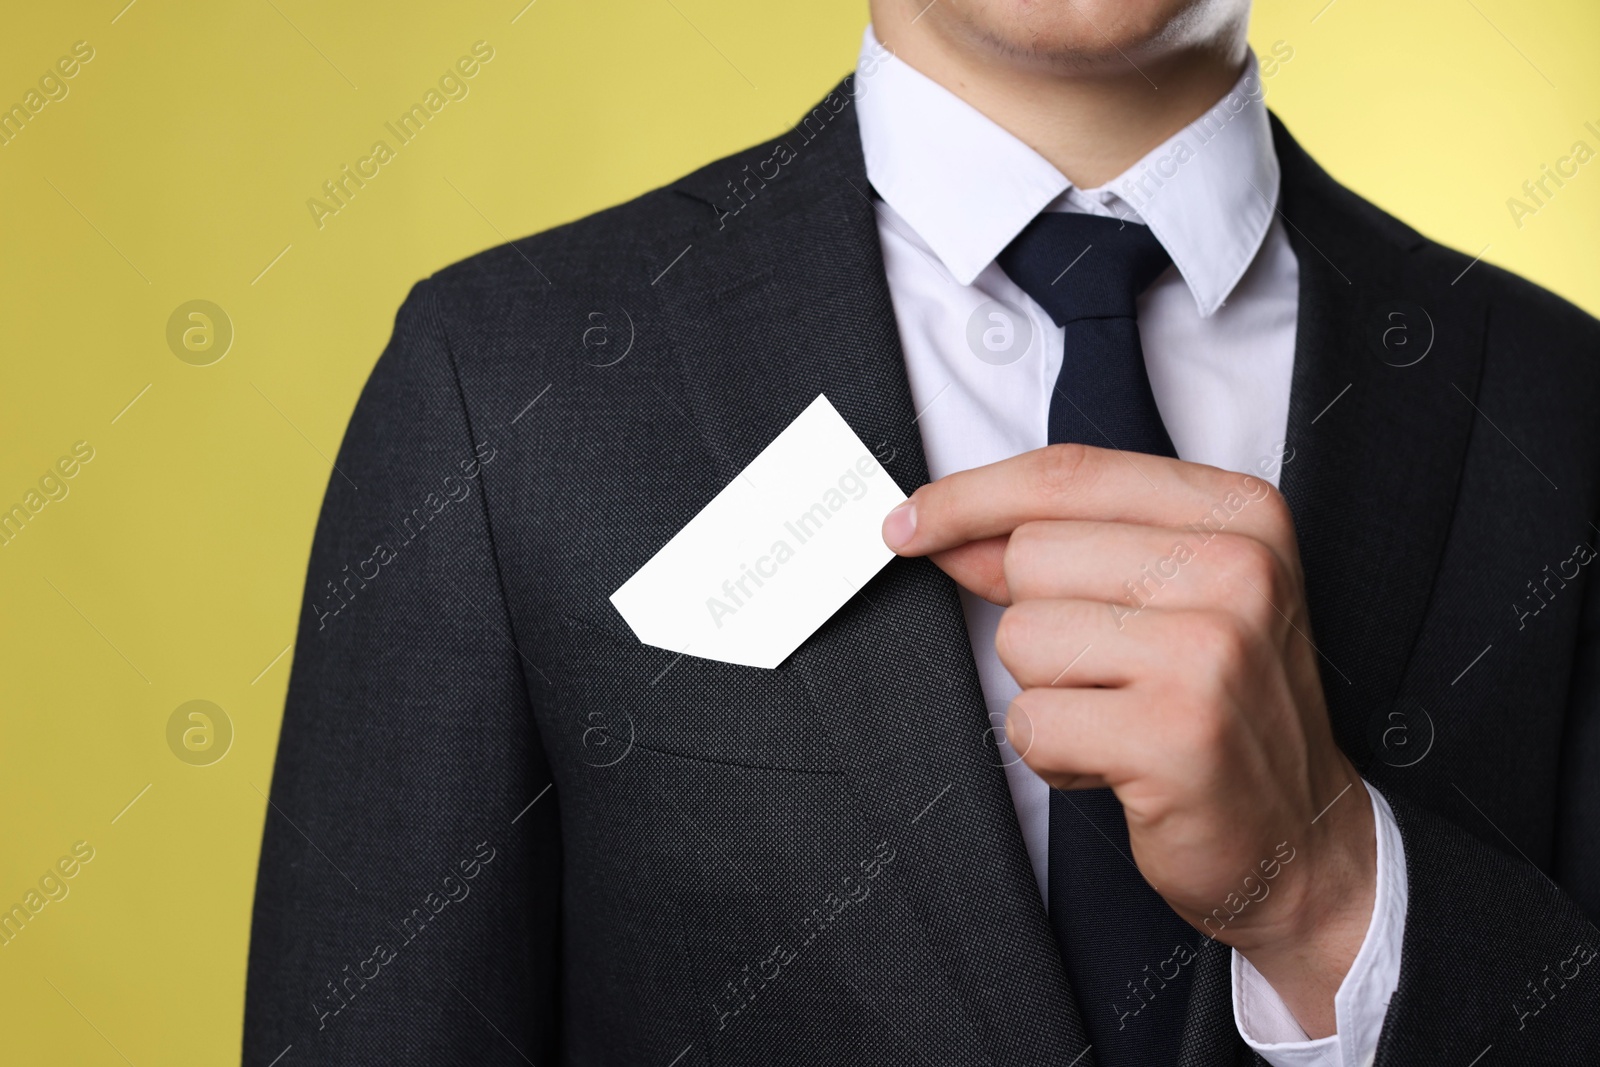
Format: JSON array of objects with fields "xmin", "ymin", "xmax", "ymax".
[{"xmin": 997, "ymin": 213, "xmax": 1172, "ymax": 326}]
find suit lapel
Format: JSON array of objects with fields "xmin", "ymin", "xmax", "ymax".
[
  {"xmin": 655, "ymin": 84, "xmax": 1090, "ymax": 1065},
  {"xmin": 1271, "ymin": 115, "xmax": 1488, "ymax": 766}
]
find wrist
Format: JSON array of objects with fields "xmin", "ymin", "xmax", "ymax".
[{"xmin": 1227, "ymin": 772, "xmax": 1378, "ymax": 1037}]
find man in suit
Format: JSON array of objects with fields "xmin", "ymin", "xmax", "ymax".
[{"xmin": 244, "ymin": 0, "xmax": 1600, "ymax": 1063}]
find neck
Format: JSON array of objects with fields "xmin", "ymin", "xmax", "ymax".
[{"xmin": 868, "ymin": 11, "xmax": 1250, "ymax": 189}]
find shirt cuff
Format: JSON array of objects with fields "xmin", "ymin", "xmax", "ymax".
[{"xmin": 1229, "ymin": 780, "xmax": 1407, "ymax": 1067}]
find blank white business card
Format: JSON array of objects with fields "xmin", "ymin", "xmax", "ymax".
[{"xmin": 609, "ymin": 395, "xmax": 907, "ymax": 669}]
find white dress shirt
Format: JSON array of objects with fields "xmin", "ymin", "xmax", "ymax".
[{"xmin": 854, "ymin": 27, "xmax": 1405, "ymax": 1067}]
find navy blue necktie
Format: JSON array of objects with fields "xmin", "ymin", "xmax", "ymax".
[{"xmin": 998, "ymin": 212, "xmax": 1199, "ymax": 1067}]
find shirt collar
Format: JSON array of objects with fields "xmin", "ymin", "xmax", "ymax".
[{"xmin": 855, "ymin": 26, "xmax": 1280, "ymax": 318}]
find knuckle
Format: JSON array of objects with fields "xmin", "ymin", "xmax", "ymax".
[
  {"xmin": 1032, "ymin": 443, "xmax": 1093, "ymax": 499},
  {"xmin": 1009, "ymin": 519, "xmax": 1052, "ymax": 551},
  {"xmin": 1004, "ymin": 697, "xmax": 1040, "ymax": 757},
  {"xmin": 997, "ymin": 601, "xmax": 1074, "ymax": 679},
  {"xmin": 1236, "ymin": 472, "xmax": 1293, "ymax": 531},
  {"xmin": 1253, "ymin": 477, "xmax": 1290, "ymax": 518},
  {"xmin": 1215, "ymin": 534, "xmax": 1280, "ymax": 596},
  {"xmin": 994, "ymin": 604, "xmax": 1033, "ymax": 664},
  {"xmin": 1161, "ymin": 611, "xmax": 1254, "ymax": 755},
  {"xmin": 1170, "ymin": 629, "xmax": 1241, "ymax": 745},
  {"xmin": 1003, "ymin": 521, "xmax": 1050, "ymax": 592},
  {"xmin": 1188, "ymin": 611, "xmax": 1252, "ymax": 681}
]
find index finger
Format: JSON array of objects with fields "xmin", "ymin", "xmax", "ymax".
[{"xmin": 880, "ymin": 443, "xmax": 1285, "ymax": 558}]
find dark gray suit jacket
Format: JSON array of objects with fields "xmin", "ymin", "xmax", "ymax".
[{"xmin": 243, "ymin": 79, "xmax": 1600, "ymax": 1065}]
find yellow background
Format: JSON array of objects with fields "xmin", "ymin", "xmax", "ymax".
[{"xmin": 1, "ymin": 0, "xmax": 1595, "ymax": 1061}]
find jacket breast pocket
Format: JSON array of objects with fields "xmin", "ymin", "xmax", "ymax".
[{"xmin": 532, "ymin": 614, "xmax": 840, "ymax": 775}]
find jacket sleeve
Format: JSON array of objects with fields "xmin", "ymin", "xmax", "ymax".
[
  {"xmin": 242, "ymin": 280, "xmax": 561, "ymax": 1066},
  {"xmin": 1557, "ymin": 529, "xmax": 1600, "ymax": 919},
  {"xmin": 1372, "ymin": 796, "xmax": 1600, "ymax": 1064},
  {"xmin": 1371, "ymin": 516, "xmax": 1600, "ymax": 1067}
]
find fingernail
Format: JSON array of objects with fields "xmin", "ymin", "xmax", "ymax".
[{"xmin": 882, "ymin": 501, "xmax": 917, "ymax": 550}]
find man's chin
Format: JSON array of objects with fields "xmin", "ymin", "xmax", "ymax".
[{"xmin": 925, "ymin": 0, "xmax": 1243, "ymax": 72}]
